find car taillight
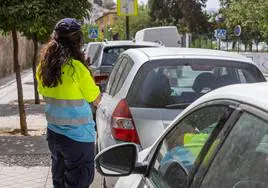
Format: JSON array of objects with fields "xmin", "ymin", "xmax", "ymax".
[
  {"xmin": 111, "ymin": 99, "xmax": 140, "ymax": 144},
  {"xmin": 93, "ymin": 70, "xmax": 109, "ymax": 85}
]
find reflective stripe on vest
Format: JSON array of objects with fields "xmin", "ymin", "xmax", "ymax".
[
  {"xmin": 45, "ymin": 113, "xmax": 90, "ymax": 126},
  {"xmin": 44, "ymin": 97, "xmax": 85, "ymax": 107},
  {"xmin": 44, "ymin": 97, "xmax": 90, "ymax": 126}
]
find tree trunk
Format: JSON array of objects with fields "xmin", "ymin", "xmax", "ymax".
[
  {"xmin": 11, "ymin": 29, "xmax": 28, "ymax": 136},
  {"xmin": 249, "ymin": 43, "xmax": 253, "ymax": 52},
  {"xmin": 32, "ymin": 34, "xmax": 40, "ymax": 104}
]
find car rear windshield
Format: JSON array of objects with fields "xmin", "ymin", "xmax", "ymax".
[
  {"xmin": 127, "ymin": 59, "xmax": 265, "ymax": 108},
  {"xmin": 101, "ymin": 45, "xmax": 157, "ymax": 66}
]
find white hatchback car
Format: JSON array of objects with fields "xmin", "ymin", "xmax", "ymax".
[
  {"xmin": 96, "ymin": 47, "xmax": 265, "ymax": 153},
  {"xmin": 96, "ymin": 82, "xmax": 268, "ymax": 188}
]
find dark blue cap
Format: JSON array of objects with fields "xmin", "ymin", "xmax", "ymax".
[{"xmin": 54, "ymin": 18, "xmax": 81, "ymax": 32}]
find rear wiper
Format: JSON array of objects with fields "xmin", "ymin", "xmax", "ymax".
[{"xmin": 165, "ymin": 103, "xmax": 191, "ymax": 109}]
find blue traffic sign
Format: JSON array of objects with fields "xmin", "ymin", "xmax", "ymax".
[
  {"xmin": 234, "ymin": 25, "xmax": 241, "ymax": 37},
  {"xmin": 88, "ymin": 27, "xmax": 99, "ymax": 39},
  {"xmin": 214, "ymin": 29, "xmax": 227, "ymax": 39}
]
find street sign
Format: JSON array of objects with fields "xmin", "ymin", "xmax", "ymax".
[
  {"xmin": 214, "ymin": 29, "xmax": 227, "ymax": 40},
  {"xmin": 88, "ymin": 27, "xmax": 99, "ymax": 39},
  {"xmin": 117, "ymin": 0, "xmax": 138, "ymax": 16},
  {"xmin": 234, "ymin": 25, "xmax": 242, "ymax": 37}
]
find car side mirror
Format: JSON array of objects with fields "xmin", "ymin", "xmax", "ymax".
[
  {"xmin": 159, "ymin": 160, "xmax": 188, "ymax": 188},
  {"xmin": 95, "ymin": 143, "xmax": 146, "ymax": 177}
]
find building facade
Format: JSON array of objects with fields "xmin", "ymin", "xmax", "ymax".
[{"xmin": 95, "ymin": 9, "xmax": 117, "ymax": 33}]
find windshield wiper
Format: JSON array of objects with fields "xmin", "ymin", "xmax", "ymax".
[{"xmin": 165, "ymin": 103, "xmax": 191, "ymax": 109}]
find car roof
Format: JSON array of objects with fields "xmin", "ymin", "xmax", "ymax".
[
  {"xmin": 87, "ymin": 42, "xmax": 101, "ymax": 45},
  {"xmin": 125, "ymin": 47, "xmax": 255, "ymax": 65},
  {"xmin": 100, "ymin": 40, "xmax": 161, "ymax": 47},
  {"xmin": 187, "ymin": 82, "xmax": 268, "ymax": 113}
]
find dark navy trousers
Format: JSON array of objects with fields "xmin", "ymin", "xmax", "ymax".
[{"xmin": 47, "ymin": 129, "xmax": 95, "ymax": 188}]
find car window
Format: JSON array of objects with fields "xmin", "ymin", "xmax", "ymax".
[
  {"xmin": 91, "ymin": 45, "xmax": 102, "ymax": 66},
  {"xmin": 105, "ymin": 57, "xmax": 123, "ymax": 94},
  {"xmin": 115, "ymin": 57, "xmax": 134, "ymax": 94},
  {"xmin": 101, "ymin": 45, "xmax": 157, "ymax": 66},
  {"xmin": 109, "ymin": 58, "xmax": 128, "ymax": 96},
  {"xmin": 86, "ymin": 43, "xmax": 101, "ymax": 61},
  {"xmin": 200, "ymin": 112, "xmax": 268, "ymax": 188},
  {"xmin": 148, "ymin": 105, "xmax": 231, "ymax": 188},
  {"xmin": 102, "ymin": 47, "xmax": 122, "ymax": 65},
  {"xmin": 127, "ymin": 59, "xmax": 264, "ymax": 108}
]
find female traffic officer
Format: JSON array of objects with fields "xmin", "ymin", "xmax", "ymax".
[{"xmin": 37, "ymin": 18, "xmax": 101, "ymax": 188}]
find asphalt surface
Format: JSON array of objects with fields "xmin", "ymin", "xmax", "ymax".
[
  {"xmin": 0, "ymin": 136, "xmax": 50, "ymax": 167},
  {"xmin": 0, "ymin": 135, "xmax": 118, "ymax": 187}
]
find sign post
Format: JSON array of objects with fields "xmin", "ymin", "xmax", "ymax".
[
  {"xmin": 117, "ymin": 0, "xmax": 138, "ymax": 40},
  {"xmin": 214, "ymin": 29, "xmax": 227, "ymax": 50},
  {"xmin": 88, "ymin": 26, "xmax": 99, "ymax": 40},
  {"xmin": 234, "ymin": 25, "xmax": 242, "ymax": 37},
  {"xmin": 234, "ymin": 25, "xmax": 242, "ymax": 53}
]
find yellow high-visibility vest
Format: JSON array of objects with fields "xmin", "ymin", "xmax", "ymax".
[
  {"xmin": 36, "ymin": 59, "xmax": 100, "ymax": 126},
  {"xmin": 37, "ymin": 59, "xmax": 100, "ymax": 102}
]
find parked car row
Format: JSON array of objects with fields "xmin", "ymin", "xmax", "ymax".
[
  {"xmin": 96, "ymin": 82, "xmax": 268, "ymax": 188},
  {"xmin": 96, "ymin": 47, "xmax": 265, "ymax": 153},
  {"xmin": 84, "ymin": 40, "xmax": 267, "ymax": 188}
]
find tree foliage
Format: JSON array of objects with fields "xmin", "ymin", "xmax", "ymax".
[
  {"xmin": 0, "ymin": 0, "xmax": 91, "ymax": 38},
  {"xmin": 220, "ymin": 0, "xmax": 268, "ymax": 50},
  {"xmin": 148, "ymin": 0, "xmax": 209, "ymax": 34},
  {"xmin": 0, "ymin": 0, "xmax": 92, "ymax": 134},
  {"xmin": 219, "ymin": 0, "xmax": 232, "ymax": 8},
  {"xmin": 12, "ymin": 0, "xmax": 91, "ymax": 104},
  {"xmin": 112, "ymin": 5, "xmax": 152, "ymax": 39},
  {"xmin": 20, "ymin": 0, "xmax": 92, "ymax": 43}
]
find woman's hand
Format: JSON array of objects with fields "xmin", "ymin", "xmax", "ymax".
[{"xmin": 93, "ymin": 93, "xmax": 102, "ymax": 107}]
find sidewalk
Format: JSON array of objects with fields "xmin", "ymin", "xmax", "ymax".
[
  {"xmin": 0, "ymin": 166, "xmax": 52, "ymax": 188},
  {"xmin": 0, "ymin": 69, "xmax": 46, "ymax": 133},
  {"xmin": 0, "ymin": 71, "xmax": 102, "ymax": 188},
  {"xmin": 0, "ymin": 135, "xmax": 101, "ymax": 188},
  {"xmin": 0, "ymin": 70, "xmax": 53, "ymax": 188}
]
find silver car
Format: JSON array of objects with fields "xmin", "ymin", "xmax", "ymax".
[{"xmin": 96, "ymin": 47, "xmax": 265, "ymax": 152}]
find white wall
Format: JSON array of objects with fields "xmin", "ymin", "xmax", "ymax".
[{"xmin": 0, "ymin": 33, "xmax": 34, "ymax": 78}]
